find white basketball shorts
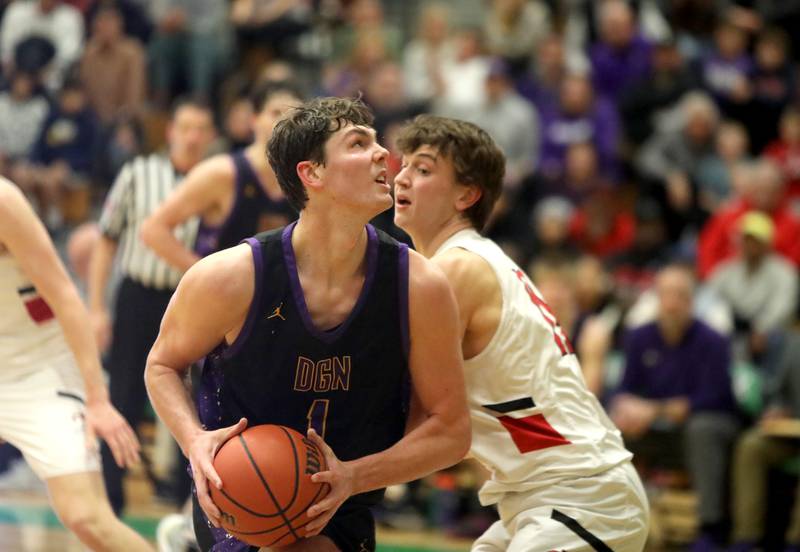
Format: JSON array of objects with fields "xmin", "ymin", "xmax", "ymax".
[
  {"xmin": 0, "ymin": 352, "xmax": 101, "ymax": 479},
  {"xmin": 472, "ymin": 462, "xmax": 649, "ymax": 552}
]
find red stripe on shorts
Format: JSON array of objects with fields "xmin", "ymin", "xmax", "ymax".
[{"xmin": 498, "ymin": 414, "xmax": 571, "ymax": 453}]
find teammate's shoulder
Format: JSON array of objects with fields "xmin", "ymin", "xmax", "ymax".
[{"xmin": 433, "ymin": 246, "xmax": 494, "ymax": 284}]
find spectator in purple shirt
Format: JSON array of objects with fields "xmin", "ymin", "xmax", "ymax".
[
  {"xmin": 516, "ymin": 33, "xmax": 567, "ymax": 113},
  {"xmin": 537, "ymin": 73, "xmax": 620, "ymax": 181},
  {"xmin": 589, "ymin": 0, "xmax": 652, "ymax": 102},
  {"xmin": 746, "ymin": 27, "xmax": 797, "ymax": 153},
  {"xmin": 611, "ymin": 263, "xmax": 739, "ymax": 552},
  {"xmin": 697, "ymin": 19, "xmax": 754, "ymax": 120}
]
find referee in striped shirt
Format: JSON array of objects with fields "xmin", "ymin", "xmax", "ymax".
[{"xmin": 87, "ymin": 98, "xmax": 216, "ymax": 515}]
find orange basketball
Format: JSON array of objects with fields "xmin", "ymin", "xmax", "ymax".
[{"xmin": 209, "ymin": 424, "xmax": 330, "ymax": 547}]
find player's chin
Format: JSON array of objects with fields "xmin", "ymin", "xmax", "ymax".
[{"xmin": 393, "ymin": 210, "xmax": 408, "ymax": 231}]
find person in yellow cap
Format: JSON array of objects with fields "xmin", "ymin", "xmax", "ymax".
[{"xmin": 708, "ymin": 210, "xmax": 797, "ymax": 368}]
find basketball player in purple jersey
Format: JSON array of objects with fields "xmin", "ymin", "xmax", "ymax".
[
  {"xmin": 145, "ymin": 98, "xmax": 470, "ymax": 551},
  {"xmin": 0, "ymin": 178, "xmax": 152, "ymax": 551},
  {"xmin": 141, "ymin": 82, "xmax": 302, "ymax": 270}
]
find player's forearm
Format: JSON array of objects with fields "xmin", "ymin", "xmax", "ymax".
[
  {"xmin": 140, "ymin": 218, "xmax": 200, "ymax": 273},
  {"xmin": 87, "ymin": 235, "xmax": 116, "ymax": 312},
  {"xmin": 51, "ymin": 287, "xmax": 109, "ymax": 402},
  {"xmin": 144, "ymin": 360, "xmax": 204, "ymax": 456},
  {"xmin": 346, "ymin": 412, "xmax": 470, "ymax": 495}
]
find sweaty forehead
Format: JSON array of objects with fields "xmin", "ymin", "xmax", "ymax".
[{"xmin": 331, "ymin": 124, "xmax": 376, "ymax": 141}]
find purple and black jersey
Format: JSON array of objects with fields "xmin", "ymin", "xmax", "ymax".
[
  {"xmin": 197, "ymin": 222, "xmax": 410, "ymax": 507},
  {"xmin": 194, "ymin": 151, "xmax": 296, "ymax": 257}
]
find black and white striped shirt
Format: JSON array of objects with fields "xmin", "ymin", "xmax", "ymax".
[{"xmin": 98, "ymin": 153, "xmax": 198, "ymax": 290}]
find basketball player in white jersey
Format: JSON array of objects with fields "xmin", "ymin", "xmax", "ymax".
[
  {"xmin": 0, "ymin": 178, "xmax": 153, "ymax": 551},
  {"xmin": 394, "ymin": 116, "xmax": 649, "ymax": 551}
]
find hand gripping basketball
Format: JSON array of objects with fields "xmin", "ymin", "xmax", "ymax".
[{"xmin": 209, "ymin": 424, "xmax": 332, "ymax": 547}]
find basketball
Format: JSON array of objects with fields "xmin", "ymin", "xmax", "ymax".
[{"xmin": 209, "ymin": 424, "xmax": 330, "ymax": 548}]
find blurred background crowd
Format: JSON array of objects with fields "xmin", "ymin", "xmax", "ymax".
[{"xmin": 2, "ymin": 0, "xmax": 800, "ymax": 550}]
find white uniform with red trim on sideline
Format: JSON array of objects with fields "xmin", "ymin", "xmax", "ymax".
[
  {"xmin": 436, "ymin": 229, "xmax": 648, "ymax": 552},
  {"xmin": 0, "ymin": 251, "xmax": 99, "ymax": 479}
]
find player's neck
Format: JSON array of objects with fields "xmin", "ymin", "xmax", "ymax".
[
  {"xmin": 291, "ymin": 212, "xmax": 370, "ymax": 284},
  {"xmin": 413, "ymin": 218, "xmax": 474, "ymax": 259}
]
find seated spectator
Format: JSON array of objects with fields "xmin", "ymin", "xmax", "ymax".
[
  {"xmin": 0, "ymin": 0, "xmax": 84, "ymax": 90},
  {"xmin": 229, "ymin": 0, "xmax": 312, "ymax": 59},
  {"xmin": 637, "ymin": 91, "xmax": 719, "ymax": 241},
  {"xmin": 538, "ymin": 141, "xmax": 609, "ymax": 204},
  {"xmin": 764, "ymin": 107, "xmax": 800, "ymax": 203},
  {"xmin": 620, "ymin": 35, "xmax": 696, "ymax": 145},
  {"xmin": 729, "ymin": 330, "xmax": 800, "ymax": 552},
  {"xmin": 697, "ymin": 18, "xmax": 753, "ymax": 120},
  {"xmin": 467, "ymin": 58, "xmax": 539, "ymax": 188},
  {"xmin": 611, "ymin": 264, "xmax": 739, "ymax": 551},
  {"xmin": 432, "ymin": 27, "xmax": 490, "ymax": 117},
  {"xmin": 79, "ymin": 3, "xmax": 146, "ymax": 126},
  {"xmin": 569, "ymin": 187, "xmax": 635, "ymax": 259},
  {"xmin": 607, "ymin": 198, "xmax": 673, "ymax": 308},
  {"xmin": 363, "ymin": 61, "xmax": 424, "ymax": 144},
  {"xmin": 148, "ymin": 0, "xmax": 232, "ymax": 105},
  {"xmin": 0, "ymin": 71, "xmax": 49, "ymax": 176},
  {"xmin": 516, "ymin": 33, "xmax": 568, "ymax": 113},
  {"xmin": 330, "ymin": 0, "xmax": 402, "ymax": 63},
  {"xmin": 538, "ymin": 73, "xmax": 620, "ymax": 180},
  {"xmin": 15, "ymin": 79, "xmax": 99, "ymax": 230},
  {"xmin": 746, "ymin": 27, "xmax": 796, "ymax": 153},
  {"xmin": 698, "ymin": 160, "xmax": 800, "ymax": 278},
  {"xmin": 571, "ymin": 255, "xmax": 621, "ymax": 397},
  {"xmin": 483, "ymin": 0, "xmax": 551, "ymax": 75},
  {"xmin": 323, "ymin": 28, "xmax": 391, "ymax": 99},
  {"xmin": 402, "ymin": 3, "xmax": 456, "ymax": 105},
  {"xmin": 94, "ymin": 115, "xmax": 144, "ymax": 190},
  {"xmin": 706, "ymin": 212, "xmax": 798, "ymax": 378},
  {"xmin": 528, "ymin": 257, "xmax": 578, "ymax": 340},
  {"xmin": 589, "ymin": 0, "xmax": 652, "ymax": 102},
  {"xmin": 663, "ymin": 0, "xmax": 718, "ymax": 62},
  {"xmin": 517, "ymin": 195, "xmax": 579, "ymax": 268},
  {"xmin": 696, "ymin": 121, "xmax": 751, "ymax": 212}
]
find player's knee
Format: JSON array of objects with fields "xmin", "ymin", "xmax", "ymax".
[{"xmin": 59, "ymin": 502, "xmax": 113, "ymax": 543}]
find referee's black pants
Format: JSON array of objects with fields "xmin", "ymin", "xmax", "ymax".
[{"xmin": 101, "ymin": 277, "xmax": 183, "ymax": 514}]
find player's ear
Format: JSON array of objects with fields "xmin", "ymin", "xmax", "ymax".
[
  {"xmin": 296, "ymin": 160, "xmax": 323, "ymax": 191},
  {"xmin": 455, "ymin": 183, "xmax": 482, "ymax": 213}
]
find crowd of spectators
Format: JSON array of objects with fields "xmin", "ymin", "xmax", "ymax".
[{"xmin": 2, "ymin": 0, "xmax": 800, "ymax": 550}]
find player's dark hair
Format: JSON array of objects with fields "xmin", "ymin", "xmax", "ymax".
[
  {"xmin": 249, "ymin": 80, "xmax": 305, "ymax": 114},
  {"xmin": 267, "ymin": 96, "xmax": 374, "ymax": 212},
  {"xmin": 396, "ymin": 115, "xmax": 505, "ymax": 231}
]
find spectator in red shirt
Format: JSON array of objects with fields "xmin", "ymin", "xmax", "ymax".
[
  {"xmin": 698, "ymin": 159, "xmax": 800, "ymax": 279},
  {"xmin": 569, "ymin": 187, "xmax": 635, "ymax": 259},
  {"xmin": 763, "ymin": 107, "xmax": 800, "ymax": 202}
]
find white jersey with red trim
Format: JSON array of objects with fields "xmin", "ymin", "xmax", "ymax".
[
  {"xmin": 436, "ymin": 229, "xmax": 631, "ymax": 506},
  {"xmin": 0, "ymin": 252, "xmax": 70, "ymax": 374}
]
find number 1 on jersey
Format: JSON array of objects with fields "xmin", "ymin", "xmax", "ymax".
[{"xmin": 307, "ymin": 399, "xmax": 330, "ymax": 439}]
